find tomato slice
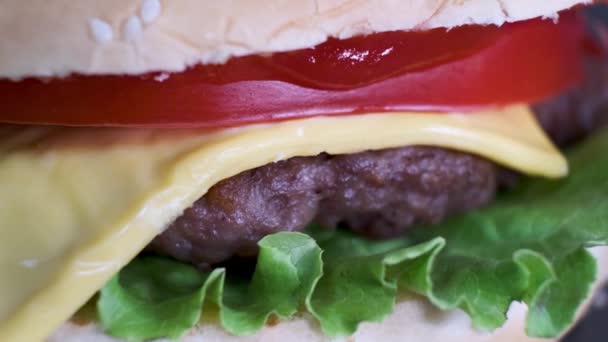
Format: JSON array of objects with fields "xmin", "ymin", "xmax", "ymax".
[
  {"xmin": 264, "ymin": 26, "xmax": 503, "ymax": 90},
  {"xmin": 0, "ymin": 11, "xmax": 586, "ymax": 127}
]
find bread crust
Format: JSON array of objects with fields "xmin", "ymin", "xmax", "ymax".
[
  {"xmin": 0, "ymin": 0, "xmax": 588, "ymax": 79},
  {"xmin": 50, "ymin": 246, "xmax": 608, "ymax": 342}
]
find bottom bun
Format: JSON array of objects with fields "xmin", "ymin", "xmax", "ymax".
[{"xmin": 51, "ymin": 247, "xmax": 608, "ymax": 342}]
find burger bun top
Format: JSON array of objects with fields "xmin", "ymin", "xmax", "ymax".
[{"xmin": 0, "ymin": 0, "xmax": 590, "ymax": 79}]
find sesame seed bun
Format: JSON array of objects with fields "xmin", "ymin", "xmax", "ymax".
[
  {"xmin": 49, "ymin": 246, "xmax": 608, "ymax": 342},
  {"xmin": 0, "ymin": 0, "xmax": 589, "ymax": 79}
]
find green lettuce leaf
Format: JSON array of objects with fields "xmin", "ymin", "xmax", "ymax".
[
  {"xmin": 99, "ymin": 232, "xmax": 322, "ymax": 340},
  {"xmin": 98, "ymin": 128, "xmax": 608, "ymax": 340}
]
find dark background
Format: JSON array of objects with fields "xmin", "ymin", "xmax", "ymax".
[
  {"xmin": 563, "ymin": 284, "xmax": 608, "ymax": 341},
  {"xmin": 561, "ymin": 6, "xmax": 607, "ymax": 342}
]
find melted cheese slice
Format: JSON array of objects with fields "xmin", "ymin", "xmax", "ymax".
[{"xmin": 0, "ymin": 105, "xmax": 566, "ymax": 341}]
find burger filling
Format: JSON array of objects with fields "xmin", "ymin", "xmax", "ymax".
[
  {"xmin": 149, "ymin": 54, "xmax": 608, "ymax": 268},
  {"xmin": 147, "ymin": 14, "xmax": 608, "ymax": 266}
]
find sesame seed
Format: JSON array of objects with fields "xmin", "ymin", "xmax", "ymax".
[
  {"xmin": 124, "ymin": 16, "xmax": 143, "ymax": 42},
  {"xmin": 89, "ymin": 18, "xmax": 113, "ymax": 43},
  {"xmin": 140, "ymin": 0, "xmax": 162, "ymax": 24}
]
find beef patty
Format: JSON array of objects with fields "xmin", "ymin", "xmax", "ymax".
[{"xmin": 148, "ymin": 57, "xmax": 608, "ymax": 268}]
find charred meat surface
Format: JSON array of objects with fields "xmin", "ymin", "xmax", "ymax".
[{"xmin": 149, "ymin": 57, "xmax": 608, "ymax": 268}]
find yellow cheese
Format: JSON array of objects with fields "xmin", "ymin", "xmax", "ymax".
[{"xmin": 0, "ymin": 105, "xmax": 565, "ymax": 341}]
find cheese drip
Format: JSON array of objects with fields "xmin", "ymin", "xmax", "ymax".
[{"xmin": 0, "ymin": 105, "xmax": 566, "ymax": 341}]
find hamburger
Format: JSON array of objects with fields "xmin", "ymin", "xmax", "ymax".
[{"xmin": 1, "ymin": 0, "xmax": 608, "ymax": 341}]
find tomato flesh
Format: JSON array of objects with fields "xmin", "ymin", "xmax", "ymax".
[{"xmin": 0, "ymin": 11, "xmax": 586, "ymax": 127}]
